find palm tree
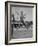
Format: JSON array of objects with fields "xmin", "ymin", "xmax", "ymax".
[{"xmin": 20, "ymin": 11, "xmax": 26, "ymax": 27}]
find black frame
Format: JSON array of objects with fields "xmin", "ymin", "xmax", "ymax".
[{"xmin": 5, "ymin": 1, "xmax": 37, "ymax": 45}]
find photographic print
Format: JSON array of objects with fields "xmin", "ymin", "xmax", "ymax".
[
  {"xmin": 5, "ymin": 1, "xmax": 37, "ymax": 45},
  {"xmin": 10, "ymin": 6, "xmax": 33, "ymax": 39}
]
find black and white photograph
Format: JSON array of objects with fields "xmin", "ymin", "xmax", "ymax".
[
  {"xmin": 5, "ymin": 1, "xmax": 37, "ymax": 45},
  {"xmin": 10, "ymin": 6, "xmax": 33, "ymax": 39}
]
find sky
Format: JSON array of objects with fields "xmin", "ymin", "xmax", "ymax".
[{"xmin": 11, "ymin": 6, "xmax": 33, "ymax": 21}]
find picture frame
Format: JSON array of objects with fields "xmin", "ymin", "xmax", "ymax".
[{"xmin": 5, "ymin": 1, "xmax": 37, "ymax": 45}]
